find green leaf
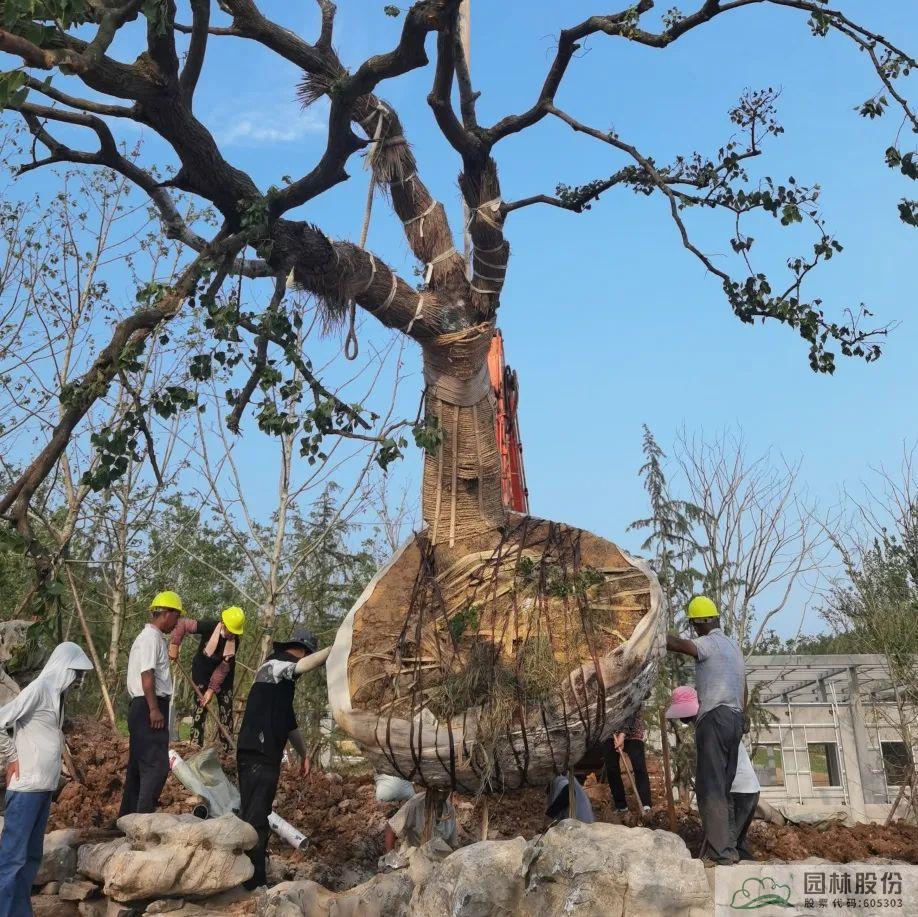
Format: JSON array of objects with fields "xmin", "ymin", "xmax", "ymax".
[{"xmin": 0, "ymin": 70, "xmax": 27, "ymax": 112}]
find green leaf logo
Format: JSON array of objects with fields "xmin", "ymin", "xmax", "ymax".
[{"xmin": 729, "ymin": 877, "xmax": 794, "ymax": 910}]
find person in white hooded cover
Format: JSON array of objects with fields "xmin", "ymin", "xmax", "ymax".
[{"xmin": 0, "ymin": 641, "xmax": 93, "ymax": 916}]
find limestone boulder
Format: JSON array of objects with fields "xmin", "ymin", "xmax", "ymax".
[
  {"xmin": 79, "ymin": 814, "xmax": 256, "ymax": 902},
  {"xmin": 257, "ymin": 873, "xmax": 413, "ymax": 917},
  {"xmin": 77, "ymin": 839, "xmax": 129, "ymax": 884},
  {"xmin": 779, "ymin": 806, "xmax": 854, "ymax": 828},
  {"xmin": 30, "ymin": 897, "xmax": 80, "ymax": 917},
  {"xmin": 410, "ymin": 821, "xmax": 713, "ymax": 917},
  {"xmin": 0, "ymin": 619, "xmax": 47, "ymax": 683},
  {"xmin": 36, "ymin": 829, "xmax": 82, "ymax": 885},
  {"xmin": 409, "ymin": 837, "xmax": 529, "ymax": 916},
  {"xmin": 520, "ymin": 820, "xmax": 711, "ymax": 916}
]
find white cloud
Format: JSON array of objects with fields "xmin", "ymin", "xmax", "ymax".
[{"xmin": 214, "ymin": 99, "xmax": 327, "ymax": 148}]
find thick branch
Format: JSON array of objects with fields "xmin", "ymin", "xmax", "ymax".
[
  {"xmin": 275, "ymin": 0, "xmax": 456, "ymax": 214},
  {"xmin": 23, "ymin": 76, "xmax": 135, "ymax": 118},
  {"xmin": 427, "ymin": 13, "xmax": 482, "ymax": 161},
  {"xmin": 13, "ymin": 103, "xmax": 267, "ymax": 275},
  {"xmin": 180, "ymin": 0, "xmax": 211, "ymax": 102}
]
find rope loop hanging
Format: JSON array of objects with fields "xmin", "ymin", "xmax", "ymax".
[{"xmin": 343, "ymin": 104, "xmax": 388, "ymax": 361}]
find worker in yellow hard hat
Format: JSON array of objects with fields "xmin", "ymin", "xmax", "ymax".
[
  {"xmin": 666, "ymin": 595, "xmax": 748, "ymax": 866},
  {"xmin": 168, "ymin": 604, "xmax": 245, "ymax": 750},
  {"xmin": 119, "ymin": 590, "xmax": 183, "ymax": 817}
]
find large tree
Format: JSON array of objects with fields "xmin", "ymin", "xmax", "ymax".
[{"xmin": 0, "ymin": 0, "xmax": 913, "ymax": 792}]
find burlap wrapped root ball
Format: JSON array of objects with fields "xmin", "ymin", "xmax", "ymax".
[{"xmin": 328, "ymin": 514, "xmax": 664, "ymax": 793}]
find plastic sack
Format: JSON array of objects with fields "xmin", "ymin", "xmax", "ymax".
[
  {"xmin": 168, "ymin": 747, "xmax": 240, "ymax": 817},
  {"xmin": 374, "ymin": 774, "xmax": 415, "ymax": 803}
]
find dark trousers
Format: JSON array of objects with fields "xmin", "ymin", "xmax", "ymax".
[
  {"xmin": 119, "ymin": 696, "xmax": 170, "ymax": 817},
  {"xmin": 603, "ymin": 738, "xmax": 652, "ymax": 810},
  {"xmin": 732, "ymin": 791, "xmax": 759, "ymax": 860},
  {"xmin": 190, "ymin": 686, "xmax": 234, "ymax": 750},
  {"xmin": 695, "ymin": 706, "xmax": 743, "ymax": 863},
  {"xmin": 0, "ymin": 789, "xmax": 52, "ymax": 917},
  {"xmin": 237, "ymin": 757, "xmax": 280, "ymax": 889}
]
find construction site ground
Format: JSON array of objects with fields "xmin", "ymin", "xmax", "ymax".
[{"xmin": 47, "ymin": 717, "xmax": 918, "ymax": 892}]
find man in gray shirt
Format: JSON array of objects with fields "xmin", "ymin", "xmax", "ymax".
[{"xmin": 667, "ymin": 595, "xmax": 746, "ymax": 865}]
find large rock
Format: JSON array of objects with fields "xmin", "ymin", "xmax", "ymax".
[
  {"xmin": 30, "ymin": 897, "xmax": 80, "ymax": 917},
  {"xmin": 0, "ymin": 619, "xmax": 47, "ymax": 683},
  {"xmin": 410, "ymin": 837, "xmax": 529, "ymax": 916},
  {"xmin": 410, "ymin": 821, "xmax": 712, "ymax": 917},
  {"xmin": 779, "ymin": 805, "xmax": 854, "ymax": 827},
  {"xmin": 522, "ymin": 821, "xmax": 712, "ymax": 915},
  {"xmin": 78, "ymin": 814, "xmax": 256, "ymax": 902},
  {"xmin": 257, "ymin": 873, "xmax": 412, "ymax": 917},
  {"xmin": 77, "ymin": 838, "xmax": 128, "ymax": 884},
  {"xmin": 36, "ymin": 829, "xmax": 82, "ymax": 885}
]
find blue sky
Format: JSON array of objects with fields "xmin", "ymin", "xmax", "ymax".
[{"xmin": 3, "ymin": 2, "xmax": 916, "ymax": 634}]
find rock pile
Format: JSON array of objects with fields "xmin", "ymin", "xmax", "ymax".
[
  {"xmin": 79, "ymin": 813, "xmax": 256, "ymax": 902},
  {"xmin": 28, "ymin": 817, "xmax": 713, "ymax": 916}
]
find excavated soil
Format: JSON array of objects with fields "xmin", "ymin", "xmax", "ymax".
[{"xmin": 42, "ymin": 716, "xmax": 918, "ymax": 891}]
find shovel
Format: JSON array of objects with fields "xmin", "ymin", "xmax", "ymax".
[{"xmin": 617, "ymin": 748, "xmax": 646, "ymax": 824}]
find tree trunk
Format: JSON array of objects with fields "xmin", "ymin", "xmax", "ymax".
[
  {"xmin": 108, "ymin": 524, "xmax": 128, "ymax": 685},
  {"xmin": 420, "ymin": 326, "xmax": 505, "ymax": 547}
]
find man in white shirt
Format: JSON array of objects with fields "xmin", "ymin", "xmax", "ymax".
[
  {"xmin": 0, "ymin": 642, "xmax": 92, "ymax": 916},
  {"xmin": 119, "ymin": 591, "xmax": 182, "ymax": 817},
  {"xmin": 730, "ymin": 742, "xmax": 761, "ymax": 861}
]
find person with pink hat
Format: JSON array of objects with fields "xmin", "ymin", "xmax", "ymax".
[
  {"xmin": 666, "ymin": 595, "xmax": 748, "ymax": 865},
  {"xmin": 665, "ymin": 685, "xmax": 760, "ymax": 862}
]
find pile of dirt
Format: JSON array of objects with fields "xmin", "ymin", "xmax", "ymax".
[
  {"xmin": 748, "ymin": 819, "xmax": 918, "ymax": 863},
  {"xmin": 49, "ymin": 716, "xmax": 201, "ymax": 829},
  {"xmin": 45, "ymin": 716, "xmax": 918, "ymax": 890}
]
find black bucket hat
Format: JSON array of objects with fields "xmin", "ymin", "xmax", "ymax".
[{"xmin": 272, "ymin": 626, "xmax": 317, "ymax": 655}]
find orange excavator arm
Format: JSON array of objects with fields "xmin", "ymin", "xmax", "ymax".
[{"xmin": 487, "ymin": 329, "xmax": 529, "ymax": 514}]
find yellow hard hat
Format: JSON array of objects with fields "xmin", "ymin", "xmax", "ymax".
[
  {"xmin": 687, "ymin": 595, "xmax": 718, "ymax": 620},
  {"xmin": 150, "ymin": 590, "xmax": 183, "ymax": 613},
  {"xmin": 221, "ymin": 606, "xmax": 245, "ymax": 636}
]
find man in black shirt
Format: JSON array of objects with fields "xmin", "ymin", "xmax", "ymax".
[{"xmin": 236, "ymin": 628, "xmax": 330, "ymax": 890}]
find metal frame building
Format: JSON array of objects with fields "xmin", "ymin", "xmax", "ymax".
[{"xmin": 745, "ymin": 654, "xmax": 915, "ymax": 823}]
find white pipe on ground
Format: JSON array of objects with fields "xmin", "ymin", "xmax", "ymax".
[{"xmin": 268, "ymin": 811, "xmax": 309, "ymax": 850}]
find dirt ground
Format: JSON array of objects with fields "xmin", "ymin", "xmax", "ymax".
[{"xmin": 46, "ymin": 717, "xmax": 918, "ymax": 891}]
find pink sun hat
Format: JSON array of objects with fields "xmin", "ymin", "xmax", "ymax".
[{"xmin": 665, "ymin": 685, "xmax": 699, "ymax": 720}]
